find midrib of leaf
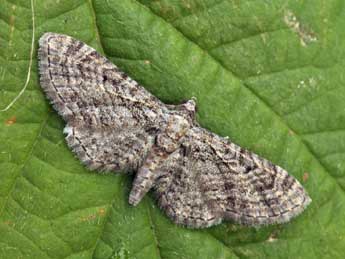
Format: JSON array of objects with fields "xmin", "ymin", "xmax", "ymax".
[
  {"xmin": 133, "ymin": 0, "xmax": 344, "ymax": 195},
  {"xmin": 88, "ymin": 0, "xmax": 240, "ymax": 255},
  {"xmin": 146, "ymin": 201, "xmax": 162, "ymax": 259},
  {"xmin": 86, "ymin": 1, "xmax": 167, "ymax": 258}
]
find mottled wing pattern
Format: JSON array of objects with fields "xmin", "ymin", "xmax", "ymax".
[
  {"xmin": 39, "ymin": 32, "xmax": 311, "ymax": 228},
  {"xmin": 155, "ymin": 127, "xmax": 311, "ymax": 228},
  {"xmin": 38, "ymin": 33, "xmax": 163, "ymax": 172}
]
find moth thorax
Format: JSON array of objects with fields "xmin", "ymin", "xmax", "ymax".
[
  {"xmin": 157, "ymin": 114, "xmax": 190, "ymax": 153},
  {"xmin": 166, "ymin": 114, "xmax": 190, "ymax": 139},
  {"xmin": 181, "ymin": 99, "xmax": 195, "ymax": 111},
  {"xmin": 179, "ymin": 99, "xmax": 196, "ymax": 121}
]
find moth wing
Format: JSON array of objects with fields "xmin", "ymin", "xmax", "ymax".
[
  {"xmin": 38, "ymin": 33, "xmax": 163, "ymax": 172},
  {"xmin": 154, "ymin": 127, "xmax": 311, "ymax": 228}
]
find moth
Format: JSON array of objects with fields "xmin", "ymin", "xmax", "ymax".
[{"xmin": 38, "ymin": 33, "xmax": 311, "ymax": 228}]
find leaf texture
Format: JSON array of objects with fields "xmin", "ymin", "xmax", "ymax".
[{"xmin": 0, "ymin": 0, "xmax": 344, "ymax": 258}]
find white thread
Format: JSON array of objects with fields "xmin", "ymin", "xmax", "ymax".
[{"xmin": 1, "ymin": 0, "xmax": 35, "ymax": 112}]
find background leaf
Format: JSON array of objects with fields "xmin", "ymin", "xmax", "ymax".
[{"xmin": 0, "ymin": 0, "xmax": 344, "ymax": 258}]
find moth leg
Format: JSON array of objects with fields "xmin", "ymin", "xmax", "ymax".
[{"xmin": 129, "ymin": 146, "xmax": 166, "ymax": 206}]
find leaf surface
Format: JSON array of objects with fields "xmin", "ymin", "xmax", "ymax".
[{"xmin": 0, "ymin": 0, "xmax": 344, "ymax": 258}]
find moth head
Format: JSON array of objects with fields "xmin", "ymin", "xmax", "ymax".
[
  {"xmin": 179, "ymin": 97, "xmax": 197, "ymax": 123},
  {"xmin": 182, "ymin": 98, "xmax": 196, "ymax": 113},
  {"xmin": 166, "ymin": 114, "xmax": 190, "ymax": 139},
  {"xmin": 157, "ymin": 114, "xmax": 191, "ymax": 153}
]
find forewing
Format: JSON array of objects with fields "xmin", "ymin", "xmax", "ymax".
[
  {"xmin": 38, "ymin": 33, "xmax": 163, "ymax": 172},
  {"xmin": 154, "ymin": 127, "xmax": 311, "ymax": 228}
]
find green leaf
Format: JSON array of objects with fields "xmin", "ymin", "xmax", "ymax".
[{"xmin": 0, "ymin": 0, "xmax": 344, "ymax": 258}]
